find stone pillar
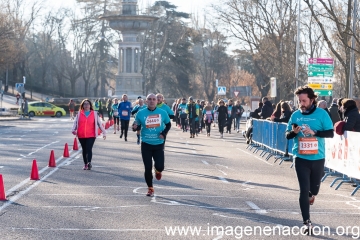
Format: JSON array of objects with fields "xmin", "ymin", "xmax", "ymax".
[
  {"xmin": 137, "ymin": 48, "xmax": 141, "ymax": 73},
  {"xmin": 123, "ymin": 47, "xmax": 127, "ymax": 73},
  {"xmin": 118, "ymin": 47, "xmax": 121, "ymax": 74},
  {"xmin": 132, "ymin": 47, "xmax": 135, "ymax": 73}
]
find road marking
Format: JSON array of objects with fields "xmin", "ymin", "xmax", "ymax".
[
  {"xmin": 213, "ymin": 235, "xmax": 223, "ymax": 240},
  {"xmin": 237, "ymin": 148, "xmax": 272, "ymax": 165},
  {"xmin": 202, "ymin": 160, "xmax": 209, "ymax": 165},
  {"xmin": 242, "ymin": 181, "xmax": 255, "ymax": 190},
  {"xmin": 218, "ymin": 176, "xmax": 229, "ymax": 183},
  {"xmin": 16, "ymin": 141, "xmax": 60, "ymax": 160},
  {"xmin": 246, "ymin": 201, "xmax": 267, "ymax": 214},
  {"xmin": 216, "ymin": 164, "xmax": 228, "ymax": 169},
  {"xmin": 217, "ymin": 170, "xmax": 227, "ymax": 176}
]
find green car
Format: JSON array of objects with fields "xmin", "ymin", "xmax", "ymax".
[{"xmin": 18, "ymin": 101, "xmax": 66, "ymax": 117}]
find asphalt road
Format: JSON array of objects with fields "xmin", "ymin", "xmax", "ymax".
[{"xmin": 0, "ymin": 117, "xmax": 359, "ymax": 240}]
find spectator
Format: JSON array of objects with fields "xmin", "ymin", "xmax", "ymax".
[
  {"xmin": 259, "ymin": 97, "xmax": 273, "ymax": 119},
  {"xmin": 270, "ymin": 100, "xmax": 283, "ymax": 119},
  {"xmin": 288, "ymin": 100, "xmax": 296, "ymax": 112},
  {"xmin": 342, "ymin": 99, "xmax": 360, "ymax": 132},
  {"xmin": 272, "ymin": 101, "xmax": 292, "ymax": 123},
  {"xmin": 337, "ymin": 98, "xmax": 344, "ymax": 121},
  {"xmin": 251, "ymin": 102, "xmax": 263, "ymax": 119},
  {"xmin": 317, "ymin": 100, "xmax": 331, "ymax": 119},
  {"xmin": 329, "ymin": 98, "xmax": 340, "ymax": 125}
]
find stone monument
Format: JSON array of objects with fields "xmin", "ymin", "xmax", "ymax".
[{"xmin": 100, "ymin": 0, "xmax": 157, "ymax": 99}]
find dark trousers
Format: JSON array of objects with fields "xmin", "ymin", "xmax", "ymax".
[
  {"xmin": 141, "ymin": 142, "xmax": 165, "ymax": 187},
  {"xmin": 78, "ymin": 138, "xmax": 96, "ymax": 164},
  {"xmin": 180, "ymin": 118, "xmax": 187, "ymax": 131},
  {"xmin": 218, "ymin": 118, "xmax": 226, "ymax": 134},
  {"xmin": 189, "ymin": 118, "xmax": 196, "ymax": 134},
  {"xmin": 120, "ymin": 119, "xmax": 130, "ymax": 138},
  {"xmin": 226, "ymin": 117, "xmax": 233, "ymax": 132},
  {"xmin": 295, "ymin": 157, "xmax": 325, "ymax": 222},
  {"xmin": 107, "ymin": 110, "xmax": 112, "ymax": 120},
  {"xmin": 205, "ymin": 121, "xmax": 212, "ymax": 134}
]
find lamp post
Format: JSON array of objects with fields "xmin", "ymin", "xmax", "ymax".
[
  {"xmin": 349, "ymin": 0, "xmax": 358, "ymax": 98},
  {"xmin": 294, "ymin": 0, "xmax": 301, "ymax": 103}
]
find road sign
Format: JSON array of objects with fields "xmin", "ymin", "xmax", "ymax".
[
  {"xmin": 308, "ymin": 77, "xmax": 334, "ymax": 83},
  {"xmin": 217, "ymin": 86, "xmax": 226, "ymax": 95},
  {"xmin": 308, "ymin": 64, "xmax": 334, "ymax": 71},
  {"xmin": 308, "ymin": 58, "xmax": 334, "ymax": 64},
  {"xmin": 308, "ymin": 83, "xmax": 333, "ymax": 90},
  {"xmin": 15, "ymin": 83, "xmax": 25, "ymax": 93},
  {"xmin": 234, "ymin": 91, "xmax": 239, "ymax": 97},
  {"xmin": 308, "ymin": 71, "xmax": 334, "ymax": 77},
  {"xmin": 313, "ymin": 90, "xmax": 333, "ymax": 96}
]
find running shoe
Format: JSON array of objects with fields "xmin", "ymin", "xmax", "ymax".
[
  {"xmin": 309, "ymin": 195, "xmax": 315, "ymax": 205},
  {"xmin": 83, "ymin": 164, "xmax": 88, "ymax": 170},
  {"xmin": 146, "ymin": 187, "xmax": 154, "ymax": 197},
  {"xmin": 87, "ymin": 162, "xmax": 92, "ymax": 170},
  {"xmin": 125, "ymin": 138, "xmax": 127, "ymax": 141},
  {"xmin": 302, "ymin": 220, "xmax": 313, "ymax": 235},
  {"xmin": 155, "ymin": 169, "xmax": 162, "ymax": 180},
  {"xmin": 120, "ymin": 133, "xmax": 123, "ymax": 138}
]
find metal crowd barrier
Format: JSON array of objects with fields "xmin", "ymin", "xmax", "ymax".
[{"xmin": 247, "ymin": 119, "xmax": 293, "ymax": 165}]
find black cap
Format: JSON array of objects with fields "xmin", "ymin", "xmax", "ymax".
[{"xmin": 138, "ymin": 96, "xmax": 142, "ymax": 99}]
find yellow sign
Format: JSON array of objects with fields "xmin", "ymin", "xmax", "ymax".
[{"xmin": 308, "ymin": 83, "xmax": 333, "ymax": 90}]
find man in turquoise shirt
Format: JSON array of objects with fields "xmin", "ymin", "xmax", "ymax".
[
  {"xmin": 133, "ymin": 93, "xmax": 171, "ymax": 197},
  {"xmin": 286, "ymin": 86, "xmax": 333, "ymax": 234},
  {"xmin": 156, "ymin": 93, "xmax": 174, "ymax": 119}
]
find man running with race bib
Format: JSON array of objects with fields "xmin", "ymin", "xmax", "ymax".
[
  {"xmin": 286, "ymin": 86, "xmax": 333, "ymax": 234},
  {"xmin": 133, "ymin": 93, "xmax": 171, "ymax": 197}
]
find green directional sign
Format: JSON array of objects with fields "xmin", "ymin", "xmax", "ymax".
[
  {"xmin": 308, "ymin": 64, "xmax": 334, "ymax": 71},
  {"xmin": 308, "ymin": 71, "xmax": 334, "ymax": 77},
  {"xmin": 313, "ymin": 90, "xmax": 333, "ymax": 96}
]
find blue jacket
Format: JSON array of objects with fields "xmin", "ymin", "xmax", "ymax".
[{"xmin": 118, "ymin": 101, "xmax": 132, "ymax": 120}]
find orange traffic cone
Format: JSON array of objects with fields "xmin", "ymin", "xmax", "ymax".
[
  {"xmin": 30, "ymin": 160, "xmax": 40, "ymax": 180},
  {"xmin": 63, "ymin": 143, "xmax": 70, "ymax": 157},
  {"xmin": 105, "ymin": 121, "xmax": 110, "ymax": 129},
  {"xmin": 0, "ymin": 174, "xmax": 6, "ymax": 201},
  {"xmin": 48, "ymin": 150, "xmax": 56, "ymax": 167},
  {"xmin": 73, "ymin": 138, "xmax": 79, "ymax": 150}
]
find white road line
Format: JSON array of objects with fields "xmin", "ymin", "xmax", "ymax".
[
  {"xmin": 213, "ymin": 235, "xmax": 223, "ymax": 240},
  {"xmin": 237, "ymin": 148, "xmax": 273, "ymax": 165},
  {"xmin": 216, "ymin": 164, "xmax": 228, "ymax": 169},
  {"xmin": 218, "ymin": 176, "xmax": 229, "ymax": 183},
  {"xmin": 202, "ymin": 160, "xmax": 209, "ymax": 165},
  {"xmin": 0, "ymin": 166, "xmax": 3, "ymax": 168},
  {"xmin": 246, "ymin": 201, "xmax": 267, "ymax": 214},
  {"xmin": 16, "ymin": 141, "xmax": 60, "ymax": 160},
  {"xmin": 217, "ymin": 170, "xmax": 227, "ymax": 176},
  {"xmin": 191, "ymin": 150, "xmax": 197, "ymax": 154}
]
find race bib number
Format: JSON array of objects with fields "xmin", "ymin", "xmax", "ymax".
[
  {"xmin": 113, "ymin": 110, "xmax": 118, "ymax": 117},
  {"xmin": 228, "ymin": 110, "xmax": 231, "ymax": 115},
  {"xmin": 122, "ymin": 110, "xmax": 128, "ymax": 116},
  {"xmin": 146, "ymin": 114, "xmax": 161, "ymax": 128},
  {"xmin": 298, "ymin": 137, "xmax": 318, "ymax": 155}
]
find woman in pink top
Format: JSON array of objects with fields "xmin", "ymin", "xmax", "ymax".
[{"xmin": 72, "ymin": 99, "xmax": 106, "ymax": 170}]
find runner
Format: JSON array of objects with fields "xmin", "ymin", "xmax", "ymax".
[
  {"xmin": 226, "ymin": 99, "xmax": 234, "ymax": 134},
  {"xmin": 186, "ymin": 97, "xmax": 199, "ymax": 138},
  {"xmin": 177, "ymin": 98, "xmax": 188, "ymax": 132},
  {"xmin": 132, "ymin": 98, "xmax": 147, "ymax": 145},
  {"xmin": 72, "ymin": 99, "xmax": 106, "ymax": 170},
  {"xmin": 156, "ymin": 93, "xmax": 174, "ymax": 119},
  {"xmin": 132, "ymin": 93, "xmax": 171, "ymax": 197},
  {"xmin": 286, "ymin": 86, "xmax": 334, "ymax": 234},
  {"xmin": 68, "ymin": 99, "xmax": 76, "ymax": 120},
  {"xmin": 118, "ymin": 94, "xmax": 132, "ymax": 141},
  {"xmin": 203, "ymin": 101, "xmax": 214, "ymax": 137},
  {"xmin": 216, "ymin": 99, "xmax": 227, "ymax": 138},
  {"xmin": 111, "ymin": 98, "xmax": 120, "ymax": 134}
]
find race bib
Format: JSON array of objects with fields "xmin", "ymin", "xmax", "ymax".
[
  {"xmin": 122, "ymin": 110, "xmax": 128, "ymax": 116},
  {"xmin": 113, "ymin": 110, "xmax": 118, "ymax": 117},
  {"xmin": 146, "ymin": 114, "xmax": 161, "ymax": 128},
  {"xmin": 298, "ymin": 137, "xmax": 318, "ymax": 155},
  {"xmin": 228, "ymin": 110, "xmax": 231, "ymax": 115}
]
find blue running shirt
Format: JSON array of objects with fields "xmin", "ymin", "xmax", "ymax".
[{"xmin": 135, "ymin": 107, "xmax": 171, "ymax": 145}]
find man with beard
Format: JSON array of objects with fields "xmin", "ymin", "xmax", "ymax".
[{"xmin": 286, "ymin": 86, "xmax": 333, "ymax": 235}]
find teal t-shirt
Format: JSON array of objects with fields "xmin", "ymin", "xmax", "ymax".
[
  {"xmin": 157, "ymin": 103, "xmax": 174, "ymax": 116},
  {"xmin": 135, "ymin": 107, "xmax": 171, "ymax": 145},
  {"xmin": 286, "ymin": 107, "xmax": 333, "ymax": 160},
  {"xmin": 227, "ymin": 105, "xmax": 233, "ymax": 117}
]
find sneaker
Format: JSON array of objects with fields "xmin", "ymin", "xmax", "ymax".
[
  {"xmin": 83, "ymin": 164, "xmax": 88, "ymax": 170},
  {"xmin": 87, "ymin": 162, "xmax": 92, "ymax": 170},
  {"xmin": 120, "ymin": 133, "xmax": 123, "ymax": 138},
  {"xmin": 237, "ymin": 129, "xmax": 239, "ymax": 133},
  {"xmin": 113, "ymin": 131, "xmax": 116, "ymax": 134},
  {"xmin": 190, "ymin": 135, "xmax": 193, "ymax": 138},
  {"xmin": 155, "ymin": 169, "xmax": 162, "ymax": 180},
  {"xmin": 125, "ymin": 138, "xmax": 127, "ymax": 141},
  {"xmin": 309, "ymin": 195, "xmax": 315, "ymax": 205},
  {"xmin": 146, "ymin": 187, "xmax": 154, "ymax": 197},
  {"xmin": 302, "ymin": 220, "xmax": 313, "ymax": 235}
]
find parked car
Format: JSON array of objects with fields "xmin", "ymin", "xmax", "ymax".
[{"xmin": 18, "ymin": 101, "xmax": 66, "ymax": 117}]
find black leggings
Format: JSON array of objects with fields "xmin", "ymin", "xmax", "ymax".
[
  {"xmin": 295, "ymin": 157, "xmax": 325, "ymax": 222},
  {"xmin": 180, "ymin": 118, "xmax": 187, "ymax": 131},
  {"xmin": 189, "ymin": 118, "xmax": 196, "ymax": 134},
  {"xmin": 78, "ymin": 138, "xmax": 96, "ymax": 164},
  {"xmin": 226, "ymin": 117, "xmax": 233, "ymax": 132},
  {"xmin": 120, "ymin": 119, "xmax": 130, "ymax": 138},
  {"xmin": 205, "ymin": 121, "xmax": 212, "ymax": 134},
  {"xmin": 114, "ymin": 117, "xmax": 119, "ymax": 125},
  {"xmin": 141, "ymin": 142, "xmax": 165, "ymax": 187},
  {"xmin": 218, "ymin": 118, "xmax": 226, "ymax": 134}
]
